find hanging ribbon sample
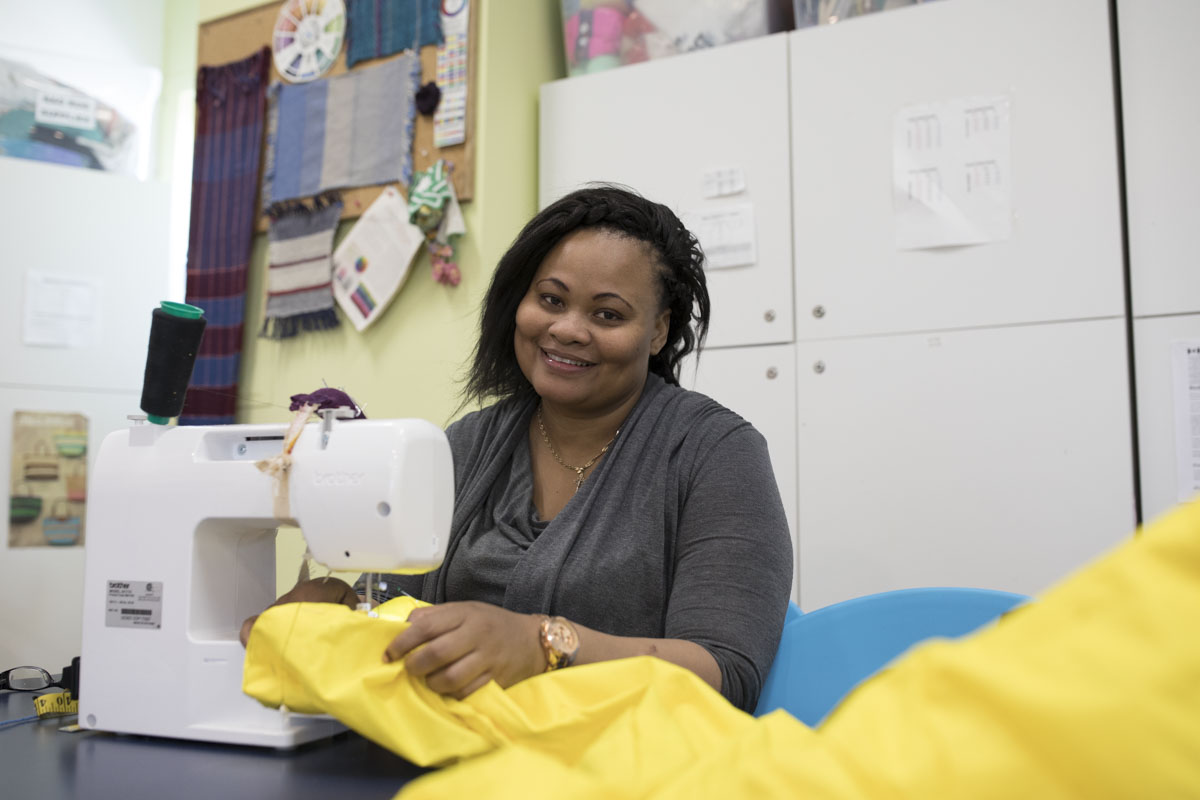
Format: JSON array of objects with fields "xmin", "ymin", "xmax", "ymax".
[
  {"xmin": 261, "ymin": 194, "xmax": 344, "ymax": 339},
  {"xmin": 181, "ymin": 48, "xmax": 270, "ymax": 425}
]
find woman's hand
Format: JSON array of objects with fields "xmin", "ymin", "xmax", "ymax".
[
  {"xmin": 385, "ymin": 601, "xmax": 546, "ymax": 699},
  {"xmin": 239, "ymin": 577, "xmax": 360, "ymax": 646}
]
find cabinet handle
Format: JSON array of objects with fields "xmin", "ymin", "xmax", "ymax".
[{"xmin": 763, "ymin": 309, "xmax": 776, "ymax": 322}]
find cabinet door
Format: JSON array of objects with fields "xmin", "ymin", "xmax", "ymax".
[
  {"xmin": 1132, "ymin": 314, "xmax": 1200, "ymax": 522},
  {"xmin": 789, "ymin": 0, "xmax": 1124, "ymax": 341},
  {"xmin": 682, "ymin": 344, "xmax": 798, "ymax": 599},
  {"xmin": 1119, "ymin": 0, "xmax": 1200, "ymax": 317},
  {"xmin": 540, "ymin": 34, "xmax": 794, "ymax": 350},
  {"xmin": 796, "ymin": 319, "xmax": 1135, "ymax": 611}
]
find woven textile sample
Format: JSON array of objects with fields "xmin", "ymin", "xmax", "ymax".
[
  {"xmin": 181, "ymin": 48, "xmax": 270, "ymax": 425},
  {"xmin": 345, "ymin": 0, "xmax": 443, "ymax": 67},
  {"xmin": 263, "ymin": 54, "xmax": 418, "ymax": 206},
  {"xmin": 261, "ymin": 194, "xmax": 344, "ymax": 339}
]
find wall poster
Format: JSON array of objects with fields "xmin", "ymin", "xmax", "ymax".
[{"xmin": 9, "ymin": 411, "xmax": 88, "ymax": 548}]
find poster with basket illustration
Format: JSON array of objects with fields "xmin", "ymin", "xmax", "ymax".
[{"xmin": 9, "ymin": 411, "xmax": 87, "ymax": 548}]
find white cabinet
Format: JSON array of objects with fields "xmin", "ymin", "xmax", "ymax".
[
  {"xmin": 796, "ymin": 320, "xmax": 1135, "ymax": 608},
  {"xmin": 540, "ymin": 34, "xmax": 795, "ymax": 350},
  {"xmin": 1118, "ymin": 0, "xmax": 1200, "ymax": 319},
  {"xmin": 1118, "ymin": 0, "xmax": 1200, "ymax": 522},
  {"xmin": 540, "ymin": 0, "xmax": 1140, "ymax": 611},
  {"xmin": 786, "ymin": 0, "xmax": 1135, "ymax": 610},
  {"xmin": 789, "ymin": 0, "xmax": 1125, "ymax": 341}
]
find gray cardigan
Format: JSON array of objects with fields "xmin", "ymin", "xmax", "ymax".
[{"xmin": 373, "ymin": 373, "xmax": 793, "ymax": 711}]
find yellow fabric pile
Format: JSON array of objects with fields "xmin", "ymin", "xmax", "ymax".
[{"xmin": 244, "ymin": 500, "xmax": 1200, "ymax": 798}]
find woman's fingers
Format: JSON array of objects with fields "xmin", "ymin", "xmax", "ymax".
[
  {"xmin": 384, "ymin": 604, "xmax": 466, "ymax": 664},
  {"xmin": 423, "ymin": 650, "xmax": 492, "ymax": 698}
]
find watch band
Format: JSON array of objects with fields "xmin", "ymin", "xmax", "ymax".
[{"xmin": 537, "ymin": 615, "xmax": 580, "ymax": 671}]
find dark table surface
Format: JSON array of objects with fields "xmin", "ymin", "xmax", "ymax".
[{"xmin": 1, "ymin": 690, "xmax": 427, "ymax": 800}]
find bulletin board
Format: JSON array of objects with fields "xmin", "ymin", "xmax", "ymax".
[{"xmin": 197, "ymin": 0, "xmax": 476, "ymax": 230}]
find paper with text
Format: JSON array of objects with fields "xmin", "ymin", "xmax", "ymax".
[
  {"xmin": 23, "ymin": 271, "xmax": 100, "ymax": 348},
  {"xmin": 1171, "ymin": 341, "xmax": 1200, "ymax": 502},
  {"xmin": 894, "ymin": 95, "xmax": 1012, "ymax": 250},
  {"xmin": 683, "ymin": 203, "xmax": 758, "ymax": 270}
]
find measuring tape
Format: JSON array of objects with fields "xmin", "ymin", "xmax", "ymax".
[{"xmin": 33, "ymin": 691, "xmax": 78, "ymax": 718}]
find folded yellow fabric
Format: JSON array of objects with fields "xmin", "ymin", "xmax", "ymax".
[
  {"xmin": 245, "ymin": 499, "xmax": 1200, "ymax": 799},
  {"xmin": 243, "ymin": 595, "xmax": 757, "ymax": 786}
]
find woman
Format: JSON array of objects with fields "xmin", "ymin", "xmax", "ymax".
[{"xmin": 244, "ymin": 186, "xmax": 792, "ymax": 712}]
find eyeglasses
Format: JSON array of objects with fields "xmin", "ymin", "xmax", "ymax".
[{"xmin": 0, "ymin": 666, "xmax": 63, "ymax": 692}]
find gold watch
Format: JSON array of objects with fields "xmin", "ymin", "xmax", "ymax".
[{"xmin": 537, "ymin": 615, "xmax": 580, "ymax": 671}]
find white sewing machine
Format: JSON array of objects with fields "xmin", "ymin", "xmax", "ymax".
[{"xmin": 77, "ymin": 414, "xmax": 452, "ymax": 747}]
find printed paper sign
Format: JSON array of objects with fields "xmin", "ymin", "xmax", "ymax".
[
  {"xmin": 1171, "ymin": 341, "xmax": 1200, "ymax": 502},
  {"xmin": 893, "ymin": 95, "xmax": 1012, "ymax": 250},
  {"xmin": 683, "ymin": 202, "xmax": 758, "ymax": 270},
  {"xmin": 35, "ymin": 89, "xmax": 97, "ymax": 130},
  {"xmin": 24, "ymin": 271, "xmax": 101, "ymax": 348}
]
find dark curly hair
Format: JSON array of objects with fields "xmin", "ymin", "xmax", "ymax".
[{"xmin": 463, "ymin": 184, "xmax": 710, "ymax": 405}]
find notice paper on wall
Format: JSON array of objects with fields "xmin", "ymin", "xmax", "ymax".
[
  {"xmin": 682, "ymin": 202, "xmax": 757, "ymax": 270},
  {"xmin": 23, "ymin": 271, "xmax": 100, "ymax": 348},
  {"xmin": 1171, "ymin": 341, "xmax": 1200, "ymax": 503},
  {"xmin": 893, "ymin": 95, "xmax": 1012, "ymax": 250},
  {"xmin": 331, "ymin": 187, "xmax": 424, "ymax": 332}
]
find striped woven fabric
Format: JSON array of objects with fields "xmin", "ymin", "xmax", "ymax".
[
  {"xmin": 261, "ymin": 194, "xmax": 344, "ymax": 339},
  {"xmin": 263, "ymin": 54, "xmax": 418, "ymax": 206},
  {"xmin": 180, "ymin": 48, "xmax": 270, "ymax": 426},
  {"xmin": 345, "ymin": 0, "xmax": 442, "ymax": 68}
]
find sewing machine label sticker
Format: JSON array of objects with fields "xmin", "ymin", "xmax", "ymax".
[{"xmin": 105, "ymin": 581, "xmax": 163, "ymax": 629}]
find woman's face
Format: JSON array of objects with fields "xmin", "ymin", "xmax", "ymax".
[{"xmin": 514, "ymin": 228, "xmax": 670, "ymax": 417}]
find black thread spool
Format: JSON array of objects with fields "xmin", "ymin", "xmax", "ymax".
[{"xmin": 140, "ymin": 301, "xmax": 207, "ymax": 425}]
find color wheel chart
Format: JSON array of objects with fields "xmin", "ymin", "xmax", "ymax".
[{"xmin": 272, "ymin": 0, "xmax": 346, "ymax": 83}]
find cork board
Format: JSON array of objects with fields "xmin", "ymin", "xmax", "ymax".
[{"xmin": 197, "ymin": 0, "xmax": 476, "ymax": 230}]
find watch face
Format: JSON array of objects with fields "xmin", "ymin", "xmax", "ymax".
[{"xmin": 547, "ymin": 620, "xmax": 578, "ymax": 652}]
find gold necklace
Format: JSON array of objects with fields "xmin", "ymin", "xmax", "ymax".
[{"xmin": 536, "ymin": 404, "xmax": 619, "ymax": 490}]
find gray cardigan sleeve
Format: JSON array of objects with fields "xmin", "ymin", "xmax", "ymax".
[{"xmin": 663, "ymin": 422, "xmax": 793, "ymax": 712}]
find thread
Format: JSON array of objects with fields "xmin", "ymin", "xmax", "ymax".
[{"xmin": 140, "ymin": 303, "xmax": 208, "ymax": 424}]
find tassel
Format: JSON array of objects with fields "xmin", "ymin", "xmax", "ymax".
[{"xmin": 259, "ymin": 308, "xmax": 341, "ymax": 340}]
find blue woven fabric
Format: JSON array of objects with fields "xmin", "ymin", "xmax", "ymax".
[{"xmin": 345, "ymin": 0, "xmax": 442, "ymax": 68}]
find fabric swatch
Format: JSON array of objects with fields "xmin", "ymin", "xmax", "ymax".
[
  {"xmin": 181, "ymin": 47, "xmax": 270, "ymax": 425},
  {"xmin": 345, "ymin": 0, "xmax": 443, "ymax": 68},
  {"xmin": 261, "ymin": 194, "xmax": 344, "ymax": 339},
  {"xmin": 264, "ymin": 54, "xmax": 418, "ymax": 206}
]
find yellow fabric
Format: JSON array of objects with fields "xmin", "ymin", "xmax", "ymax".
[
  {"xmin": 244, "ymin": 596, "xmax": 758, "ymax": 786},
  {"xmin": 244, "ymin": 500, "xmax": 1200, "ymax": 799}
]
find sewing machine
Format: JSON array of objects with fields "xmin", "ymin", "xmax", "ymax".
[{"xmin": 77, "ymin": 414, "xmax": 453, "ymax": 747}]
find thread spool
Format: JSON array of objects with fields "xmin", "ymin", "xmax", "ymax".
[{"xmin": 140, "ymin": 301, "xmax": 207, "ymax": 425}]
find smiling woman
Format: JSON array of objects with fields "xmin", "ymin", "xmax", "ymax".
[{"xmin": 244, "ymin": 186, "xmax": 792, "ymax": 713}]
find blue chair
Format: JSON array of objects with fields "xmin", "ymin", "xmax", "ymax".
[{"xmin": 754, "ymin": 587, "xmax": 1029, "ymax": 725}]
